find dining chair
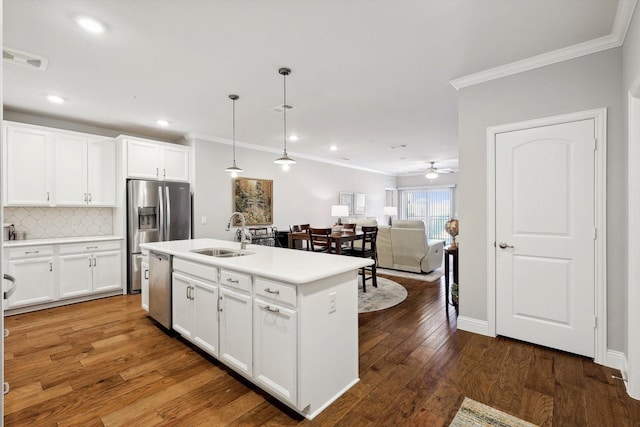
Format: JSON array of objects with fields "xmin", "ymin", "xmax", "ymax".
[
  {"xmin": 343, "ymin": 225, "xmax": 378, "ymax": 292},
  {"xmin": 308, "ymin": 227, "xmax": 333, "ymax": 253},
  {"xmin": 290, "ymin": 224, "xmax": 311, "ymax": 250}
]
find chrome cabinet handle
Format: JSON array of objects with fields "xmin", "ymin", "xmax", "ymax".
[
  {"xmin": 84, "ymin": 193, "xmax": 88, "ymax": 202},
  {"xmin": 264, "ymin": 306, "xmax": 280, "ymax": 313},
  {"xmin": 89, "ymin": 258, "xmax": 92, "ymax": 267},
  {"xmin": 49, "ymin": 262, "xmax": 53, "ymax": 272},
  {"xmin": 88, "ymin": 193, "xmax": 92, "ymax": 202},
  {"xmin": 46, "ymin": 192, "xmax": 50, "ymax": 201},
  {"xmin": 226, "ymin": 278, "xmax": 239, "ymax": 284},
  {"xmin": 218, "ymin": 295, "xmax": 223, "ymax": 312},
  {"xmin": 93, "ymin": 258, "xmax": 96, "ymax": 267},
  {"xmin": 264, "ymin": 288, "xmax": 280, "ymax": 295},
  {"xmin": 498, "ymin": 242, "xmax": 514, "ymax": 249},
  {"xmin": 24, "ymin": 250, "xmax": 39, "ymax": 254},
  {"xmin": 86, "ymin": 246, "xmax": 98, "ymax": 249}
]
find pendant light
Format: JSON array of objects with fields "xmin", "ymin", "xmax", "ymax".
[
  {"xmin": 274, "ymin": 67, "xmax": 296, "ymax": 170},
  {"xmin": 224, "ymin": 94, "xmax": 243, "ymax": 178}
]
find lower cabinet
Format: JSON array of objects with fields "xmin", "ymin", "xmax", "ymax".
[
  {"xmin": 5, "ymin": 246, "xmax": 56, "ymax": 308},
  {"xmin": 141, "ymin": 259, "xmax": 150, "ymax": 312},
  {"xmin": 253, "ymin": 298, "xmax": 297, "ymax": 405},
  {"xmin": 58, "ymin": 241, "xmax": 122, "ymax": 298},
  {"xmin": 172, "ymin": 271, "xmax": 219, "ymax": 356},
  {"xmin": 4, "ymin": 239, "xmax": 123, "ymax": 313},
  {"xmin": 219, "ymin": 285, "xmax": 253, "ymax": 376}
]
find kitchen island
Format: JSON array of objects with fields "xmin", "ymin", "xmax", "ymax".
[{"xmin": 140, "ymin": 238, "xmax": 373, "ymax": 420}]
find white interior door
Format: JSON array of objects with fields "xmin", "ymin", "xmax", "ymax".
[{"xmin": 495, "ymin": 119, "xmax": 596, "ymax": 357}]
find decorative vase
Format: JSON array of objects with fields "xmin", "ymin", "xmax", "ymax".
[{"xmin": 445, "ymin": 218, "xmax": 459, "ymax": 249}]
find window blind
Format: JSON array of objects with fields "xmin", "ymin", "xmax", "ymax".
[{"xmin": 398, "ymin": 187, "xmax": 454, "ymax": 243}]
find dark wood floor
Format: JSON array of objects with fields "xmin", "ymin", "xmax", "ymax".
[{"xmin": 4, "ymin": 274, "xmax": 640, "ymax": 426}]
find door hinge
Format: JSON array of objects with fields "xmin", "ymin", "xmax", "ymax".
[
  {"xmin": 593, "ymin": 228, "xmax": 597, "ymax": 239},
  {"xmin": 594, "ymin": 316, "xmax": 598, "ymax": 328},
  {"xmin": 593, "ymin": 138, "xmax": 597, "ymax": 151}
]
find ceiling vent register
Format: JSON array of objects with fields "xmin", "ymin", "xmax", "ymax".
[{"xmin": 3, "ymin": 47, "xmax": 48, "ymax": 71}]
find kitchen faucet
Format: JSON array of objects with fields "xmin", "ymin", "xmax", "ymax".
[{"xmin": 226, "ymin": 212, "xmax": 252, "ymax": 250}]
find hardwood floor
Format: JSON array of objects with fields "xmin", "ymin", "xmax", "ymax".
[{"xmin": 4, "ymin": 275, "xmax": 640, "ymax": 426}]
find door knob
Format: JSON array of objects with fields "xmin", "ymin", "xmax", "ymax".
[{"xmin": 498, "ymin": 242, "xmax": 514, "ymax": 249}]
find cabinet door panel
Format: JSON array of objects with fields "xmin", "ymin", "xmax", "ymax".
[
  {"xmin": 127, "ymin": 140, "xmax": 161, "ymax": 179},
  {"xmin": 172, "ymin": 273, "xmax": 194, "ymax": 339},
  {"xmin": 54, "ymin": 133, "xmax": 88, "ymax": 206},
  {"xmin": 141, "ymin": 261, "xmax": 149, "ymax": 312},
  {"xmin": 93, "ymin": 250, "xmax": 122, "ymax": 292},
  {"xmin": 88, "ymin": 138, "xmax": 116, "ymax": 206},
  {"xmin": 6, "ymin": 257, "xmax": 56, "ymax": 307},
  {"xmin": 162, "ymin": 146, "xmax": 190, "ymax": 182},
  {"xmin": 59, "ymin": 253, "xmax": 93, "ymax": 298},
  {"xmin": 254, "ymin": 299, "xmax": 297, "ymax": 405},
  {"xmin": 193, "ymin": 280, "xmax": 219, "ymax": 356},
  {"xmin": 5, "ymin": 126, "xmax": 52, "ymax": 205},
  {"xmin": 219, "ymin": 287, "xmax": 252, "ymax": 376}
]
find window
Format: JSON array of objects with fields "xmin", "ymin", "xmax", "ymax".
[{"xmin": 398, "ymin": 186, "xmax": 455, "ymax": 243}]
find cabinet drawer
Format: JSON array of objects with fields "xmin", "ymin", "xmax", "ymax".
[
  {"xmin": 220, "ymin": 270, "xmax": 251, "ymax": 293},
  {"xmin": 255, "ymin": 278, "xmax": 296, "ymax": 308},
  {"xmin": 6, "ymin": 246, "xmax": 55, "ymax": 259},
  {"xmin": 173, "ymin": 258, "xmax": 218, "ymax": 283},
  {"xmin": 59, "ymin": 241, "xmax": 121, "ymax": 255}
]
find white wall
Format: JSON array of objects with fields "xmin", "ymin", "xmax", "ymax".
[
  {"xmin": 457, "ymin": 47, "xmax": 626, "ymax": 351},
  {"xmin": 189, "ymin": 136, "xmax": 396, "ymax": 240}
]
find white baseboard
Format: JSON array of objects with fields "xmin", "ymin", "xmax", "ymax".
[
  {"xmin": 605, "ymin": 349, "xmax": 628, "ymax": 372},
  {"xmin": 457, "ymin": 316, "xmax": 492, "ymax": 336}
]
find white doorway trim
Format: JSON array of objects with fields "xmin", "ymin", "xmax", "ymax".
[
  {"xmin": 486, "ymin": 108, "xmax": 607, "ymax": 365},
  {"xmin": 628, "ymin": 75, "xmax": 640, "ymax": 399}
]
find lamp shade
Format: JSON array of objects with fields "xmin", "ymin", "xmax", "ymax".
[
  {"xmin": 331, "ymin": 205, "xmax": 349, "ymax": 217},
  {"xmin": 383, "ymin": 206, "xmax": 398, "ymax": 216}
]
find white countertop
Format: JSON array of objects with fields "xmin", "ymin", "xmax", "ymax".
[
  {"xmin": 3, "ymin": 235, "xmax": 124, "ymax": 248},
  {"xmin": 141, "ymin": 238, "xmax": 373, "ymax": 285}
]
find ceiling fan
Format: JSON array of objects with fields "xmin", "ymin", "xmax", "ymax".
[{"xmin": 424, "ymin": 161, "xmax": 456, "ymax": 179}]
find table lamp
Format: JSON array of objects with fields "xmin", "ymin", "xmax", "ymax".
[
  {"xmin": 383, "ymin": 206, "xmax": 397, "ymax": 225},
  {"xmin": 331, "ymin": 205, "xmax": 349, "ymax": 225}
]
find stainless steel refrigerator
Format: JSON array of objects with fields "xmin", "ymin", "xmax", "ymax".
[{"xmin": 127, "ymin": 180, "xmax": 191, "ymax": 293}]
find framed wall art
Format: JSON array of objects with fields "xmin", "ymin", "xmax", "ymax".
[{"xmin": 233, "ymin": 177, "xmax": 273, "ymax": 225}]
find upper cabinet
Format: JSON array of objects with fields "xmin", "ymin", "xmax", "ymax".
[
  {"xmin": 4, "ymin": 125, "xmax": 53, "ymax": 206},
  {"xmin": 126, "ymin": 139, "xmax": 190, "ymax": 182},
  {"xmin": 55, "ymin": 134, "xmax": 116, "ymax": 206},
  {"xmin": 3, "ymin": 122, "xmax": 117, "ymax": 207}
]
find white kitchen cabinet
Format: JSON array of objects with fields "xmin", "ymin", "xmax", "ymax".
[
  {"xmin": 141, "ymin": 259, "xmax": 150, "ymax": 312},
  {"xmin": 58, "ymin": 241, "xmax": 122, "ymax": 298},
  {"xmin": 253, "ymin": 298, "xmax": 297, "ymax": 405},
  {"xmin": 5, "ymin": 246, "xmax": 56, "ymax": 308},
  {"xmin": 55, "ymin": 134, "xmax": 116, "ymax": 206},
  {"xmin": 126, "ymin": 139, "xmax": 190, "ymax": 182},
  {"xmin": 172, "ymin": 259, "xmax": 219, "ymax": 355},
  {"xmin": 219, "ymin": 282, "xmax": 253, "ymax": 377},
  {"xmin": 4, "ymin": 124, "xmax": 53, "ymax": 206}
]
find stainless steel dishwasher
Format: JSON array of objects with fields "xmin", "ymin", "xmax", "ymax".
[{"xmin": 149, "ymin": 251, "xmax": 172, "ymax": 329}]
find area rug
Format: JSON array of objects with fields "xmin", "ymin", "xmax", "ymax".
[
  {"xmin": 450, "ymin": 398, "xmax": 538, "ymax": 427},
  {"xmin": 377, "ymin": 267, "xmax": 443, "ymax": 282},
  {"xmin": 358, "ymin": 276, "xmax": 408, "ymax": 313}
]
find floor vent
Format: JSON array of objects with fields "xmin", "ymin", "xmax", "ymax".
[{"xmin": 3, "ymin": 47, "xmax": 48, "ymax": 70}]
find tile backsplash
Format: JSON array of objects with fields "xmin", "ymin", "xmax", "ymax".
[{"xmin": 4, "ymin": 207, "xmax": 113, "ymax": 239}]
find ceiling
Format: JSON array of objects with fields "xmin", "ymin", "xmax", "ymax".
[{"xmin": 2, "ymin": 0, "xmax": 622, "ymax": 176}]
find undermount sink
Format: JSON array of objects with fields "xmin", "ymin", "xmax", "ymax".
[{"xmin": 190, "ymin": 247, "xmax": 254, "ymax": 258}]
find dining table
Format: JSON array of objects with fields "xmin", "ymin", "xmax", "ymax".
[{"xmin": 288, "ymin": 229, "xmax": 364, "ymax": 255}]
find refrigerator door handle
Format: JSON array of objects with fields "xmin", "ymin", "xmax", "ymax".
[
  {"xmin": 158, "ymin": 185, "xmax": 164, "ymax": 241},
  {"xmin": 165, "ymin": 186, "xmax": 171, "ymax": 239}
]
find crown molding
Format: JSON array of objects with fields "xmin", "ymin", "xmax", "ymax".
[
  {"xmin": 450, "ymin": 0, "xmax": 638, "ymax": 90},
  {"xmin": 183, "ymin": 132, "xmax": 395, "ymax": 176}
]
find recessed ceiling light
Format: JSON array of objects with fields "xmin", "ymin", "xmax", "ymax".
[
  {"xmin": 329, "ymin": 145, "xmax": 338, "ymax": 151},
  {"xmin": 46, "ymin": 95, "xmax": 66, "ymax": 104},
  {"xmin": 156, "ymin": 119, "xmax": 170, "ymax": 127},
  {"xmin": 288, "ymin": 135, "xmax": 299, "ymax": 141},
  {"xmin": 75, "ymin": 16, "xmax": 106, "ymax": 34}
]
